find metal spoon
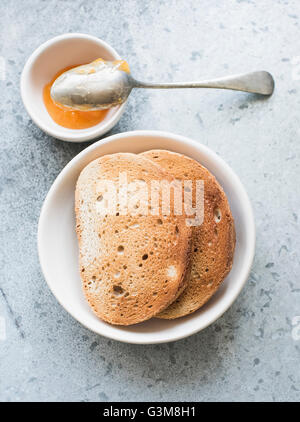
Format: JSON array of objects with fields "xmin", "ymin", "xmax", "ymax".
[{"xmin": 51, "ymin": 60, "xmax": 275, "ymax": 111}]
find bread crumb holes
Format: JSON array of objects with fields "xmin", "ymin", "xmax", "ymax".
[{"xmin": 214, "ymin": 207, "xmax": 222, "ymax": 223}]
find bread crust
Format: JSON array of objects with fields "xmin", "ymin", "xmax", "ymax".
[
  {"xmin": 75, "ymin": 153, "xmax": 192, "ymax": 325},
  {"xmin": 141, "ymin": 150, "xmax": 236, "ymax": 319}
]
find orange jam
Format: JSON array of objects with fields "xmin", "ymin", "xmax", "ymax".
[
  {"xmin": 91, "ymin": 58, "xmax": 130, "ymax": 74},
  {"xmin": 43, "ymin": 59, "xmax": 130, "ymax": 130}
]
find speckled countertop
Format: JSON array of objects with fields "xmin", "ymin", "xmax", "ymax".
[{"xmin": 0, "ymin": 0, "xmax": 300, "ymax": 402}]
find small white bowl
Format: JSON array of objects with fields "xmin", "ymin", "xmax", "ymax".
[
  {"xmin": 38, "ymin": 131, "xmax": 255, "ymax": 344},
  {"xmin": 21, "ymin": 33, "xmax": 127, "ymax": 142}
]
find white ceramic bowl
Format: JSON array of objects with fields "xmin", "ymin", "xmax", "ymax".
[
  {"xmin": 38, "ymin": 131, "xmax": 255, "ymax": 344},
  {"xmin": 21, "ymin": 33, "xmax": 126, "ymax": 142}
]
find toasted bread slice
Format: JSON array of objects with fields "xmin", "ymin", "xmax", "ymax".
[
  {"xmin": 75, "ymin": 153, "xmax": 192, "ymax": 325},
  {"xmin": 141, "ymin": 150, "xmax": 235, "ymax": 319}
]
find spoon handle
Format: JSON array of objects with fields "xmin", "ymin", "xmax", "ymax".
[{"xmin": 133, "ymin": 71, "xmax": 274, "ymax": 96}]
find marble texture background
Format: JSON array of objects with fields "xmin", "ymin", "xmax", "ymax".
[{"xmin": 0, "ymin": 0, "xmax": 300, "ymax": 402}]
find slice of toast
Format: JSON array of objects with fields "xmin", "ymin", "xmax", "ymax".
[
  {"xmin": 142, "ymin": 150, "xmax": 236, "ymax": 319},
  {"xmin": 75, "ymin": 153, "xmax": 192, "ymax": 325}
]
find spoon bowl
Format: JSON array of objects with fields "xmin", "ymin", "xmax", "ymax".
[{"xmin": 51, "ymin": 59, "xmax": 133, "ymax": 110}]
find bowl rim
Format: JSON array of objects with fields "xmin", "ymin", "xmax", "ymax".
[
  {"xmin": 20, "ymin": 33, "xmax": 127, "ymax": 142},
  {"xmin": 38, "ymin": 130, "xmax": 256, "ymax": 344}
]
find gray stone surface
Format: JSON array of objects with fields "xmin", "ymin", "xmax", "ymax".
[{"xmin": 0, "ymin": 0, "xmax": 300, "ymax": 402}]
